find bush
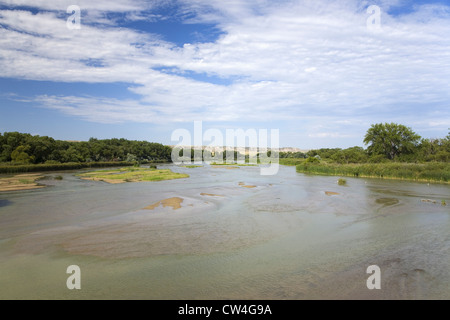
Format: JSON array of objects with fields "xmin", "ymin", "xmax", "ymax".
[
  {"xmin": 306, "ymin": 157, "xmax": 320, "ymax": 163},
  {"xmin": 45, "ymin": 160, "xmax": 61, "ymax": 165}
]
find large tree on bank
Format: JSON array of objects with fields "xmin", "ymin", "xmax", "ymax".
[{"xmin": 364, "ymin": 123, "xmax": 421, "ymax": 160}]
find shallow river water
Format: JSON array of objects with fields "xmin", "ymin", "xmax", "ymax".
[{"xmin": 0, "ymin": 164, "xmax": 449, "ymax": 299}]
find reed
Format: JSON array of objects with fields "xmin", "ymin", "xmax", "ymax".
[
  {"xmin": 296, "ymin": 162, "xmax": 450, "ymax": 183},
  {"xmin": 0, "ymin": 162, "xmax": 134, "ymax": 174}
]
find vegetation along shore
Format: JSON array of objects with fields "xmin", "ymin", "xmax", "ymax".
[
  {"xmin": 281, "ymin": 123, "xmax": 449, "ymax": 183},
  {"xmin": 1, "ymin": 123, "xmax": 449, "ymax": 183}
]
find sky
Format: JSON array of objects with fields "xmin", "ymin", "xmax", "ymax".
[{"xmin": 0, "ymin": 0, "xmax": 449, "ymax": 149}]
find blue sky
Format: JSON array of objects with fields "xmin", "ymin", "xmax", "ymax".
[{"xmin": 0, "ymin": 0, "xmax": 449, "ymax": 149}]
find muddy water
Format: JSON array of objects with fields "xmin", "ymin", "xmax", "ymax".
[{"xmin": 0, "ymin": 165, "xmax": 449, "ymax": 299}]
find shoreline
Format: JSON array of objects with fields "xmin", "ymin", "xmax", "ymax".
[
  {"xmin": 0, "ymin": 161, "xmax": 171, "ymax": 175},
  {"xmin": 295, "ymin": 164, "xmax": 450, "ymax": 184},
  {"xmin": 0, "ymin": 173, "xmax": 46, "ymax": 192}
]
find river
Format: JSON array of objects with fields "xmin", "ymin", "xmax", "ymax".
[{"xmin": 0, "ymin": 164, "xmax": 449, "ymax": 299}]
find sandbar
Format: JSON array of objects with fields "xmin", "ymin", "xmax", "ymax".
[
  {"xmin": 144, "ymin": 197, "xmax": 184, "ymax": 210},
  {"xmin": 0, "ymin": 173, "xmax": 45, "ymax": 192},
  {"xmin": 78, "ymin": 168, "xmax": 189, "ymax": 184},
  {"xmin": 200, "ymin": 193, "xmax": 224, "ymax": 197},
  {"xmin": 239, "ymin": 182, "xmax": 256, "ymax": 188}
]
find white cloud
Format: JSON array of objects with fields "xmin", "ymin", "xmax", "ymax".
[
  {"xmin": 0, "ymin": 0, "xmax": 152, "ymax": 13},
  {"xmin": 1, "ymin": 0, "xmax": 450, "ymax": 140}
]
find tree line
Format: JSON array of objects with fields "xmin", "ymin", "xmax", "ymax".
[
  {"xmin": 0, "ymin": 132, "xmax": 172, "ymax": 164},
  {"xmin": 280, "ymin": 123, "xmax": 449, "ymax": 164},
  {"xmin": 1, "ymin": 124, "xmax": 449, "ymax": 166}
]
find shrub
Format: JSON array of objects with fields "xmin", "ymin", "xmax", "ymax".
[{"xmin": 306, "ymin": 157, "xmax": 320, "ymax": 163}]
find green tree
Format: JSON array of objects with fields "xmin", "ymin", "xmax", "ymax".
[
  {"xmin": 364, "ymin": 123, "xmax": 421, "ymax": 160},
  {"xmin": 331, "ymin": 146, "xmax": 367, "ymax": 164},
  {"xmin": 126, "ymin": 153, "xmax": 138, "ymax": 162},
  {"xmin": 59, "ymin": 146, "xmax": 83, "ymax": 163},
  {"xmin": 11, "ymin": 145, "xmax": 35, "ymax": 164},
  {"xmin": 27, "ymin": 135, "xmax": 56, "ymax": 163}
]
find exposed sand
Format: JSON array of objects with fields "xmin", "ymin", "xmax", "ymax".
[
  {"xmin": 200, "ymin": 193, "xmax": 224, "ymax": 197},
  {"xmin": 239, "ymin": 182, "xmax": 256, "ymax": 188},
  {"xmin": 421, "ymin": 199, "xmax": 443, "ymax": 205},
  {"xmin": 212, "ymin": 165, "xmax": 239, "ymax": 169},
  {"xmin": 144, "ymin": 197, "xmax": 184, "ymax": 210},
  {"xmin": 325, "ymin": 191, "xmax": 340, "ymax": 196},
  {"xmin": 80, "ymin": 177, "xmax": 124, "ymax": 184},
  {"xmin": 0, "ymin": 173, "xmax": 45, "ymax": 192}
]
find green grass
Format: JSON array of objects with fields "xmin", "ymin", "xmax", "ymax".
[
  {"xmin": 296, "ymin": 162, "xmax": 450, "ymax": 183},
  {"xmin": 18, "ymin": 179, "xmax": 34, "ymax": 184},
  {"xmin": 182, "ymin": 165, "xmax": 202, "ymax": 168},
  {"xmin": 279, "ymin": 158, "xmax": 305, "ymax": 166},
  {"xmin": 0, "ymin": 161, "xmax": 135, "ymax": 174},
  {"xmin": 77, "ymin": 167, "xmax": 189, "ymax": 183},
  {"xmin": 337, "ymin": 178, "xmax": 347, "ymax": 185}
]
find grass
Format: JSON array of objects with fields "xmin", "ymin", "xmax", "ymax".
[
  {"xmin": 0, "ymin": 173, "xmax": 45, "ymax": 192},
  {"xmin": 18, "ymin": 179, "xmax": 34, "ymax": 184},
  {"xmin": 0, "ymin": 161, "xmax": 135, "ymax": 174},
  {"xmin": 54, "ymin": 175, "xmax": 63, "ymax": 180},
  {"xmin": 296, "ymin": 162, "xmax": 450, "ymax": 183},
  {"xmin": 279, "ymin": 158, "xmax": 306, "ymax": 166},
  {"xmin": 337, "ymin": 178, "xmax": 347, "ymax": 185},
  {"xmin": 77, "ymin": 167, "xmax": 189, "ymax": 183},
  {"xmin": 182, "ymin": 165, "xmax": 202, "ymax": 168}
]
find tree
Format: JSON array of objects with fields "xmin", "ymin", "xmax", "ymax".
[
  {"xmin": 364, "ymin": 123, "xmax": 421, "ymax": 160},
  {"xmin": 27, "ymin": 135, "xmax": 55, "ymax": 163},
  {"xmin": 11, "ymin": 145, "xmax": 35, "ymax": 164},
  {"xmin": 331, "ymin": 146, "xmax": 368, "ymax": 164},
  {"xmin": 59, "ymin": 146, "xmax": 83, "ymax": 163},
  {"xmin": 126, "ymin": 153, "xmax": 137, "ymax": 162}
]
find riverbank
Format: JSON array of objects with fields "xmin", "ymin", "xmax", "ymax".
[
  {"xmin": 296, "ymin": 162, "xmax": 450, "ymax": 183},
  {"xmin": 0, "ymin": 161, "xmax": 137, "ymax": 174},
  {"xmin": 279, "ymin": 159, "xmax": 305, "ymax": 166}
]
